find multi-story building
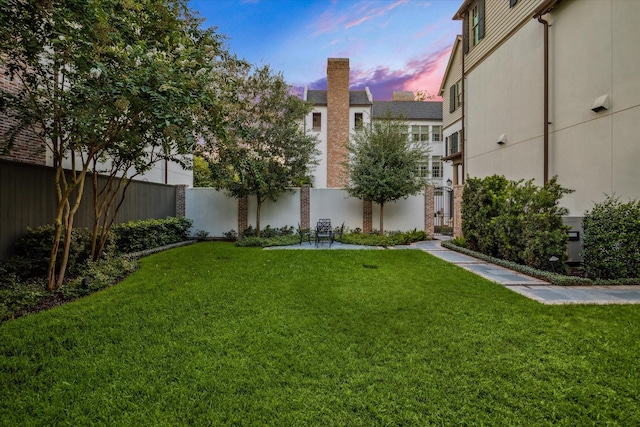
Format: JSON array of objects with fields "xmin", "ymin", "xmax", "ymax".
[
  {"xmin": 450, "ymin": 0, "xmax": 640, "ymax": 256},
  {"xmin": 439, "ymin": 35, "xmax": 464, "ymax": 186},
  {"xmin": 372, "ymin": 95, "xmax": 445, "ymax": 186},
  {"xmin": 0, "ymin": 67, "xmax": 192, "ymax": 187},
  {"xmin": 303, "ymin": 58, "xmax": 445, "ymax": 189}
]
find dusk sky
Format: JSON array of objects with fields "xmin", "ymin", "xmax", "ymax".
[{"xmin": 188, "ymin": 0, "xmax": 462, "ymax": 100}]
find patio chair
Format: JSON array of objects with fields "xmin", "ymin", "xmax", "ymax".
[
  {"xmin": 297, "ymin": 222, "xmax": 312, "ymax": 245},
  {"xmin": 333, "ymin": 222, "xmax": 345, "ymax": 243},
  {"xmin": 315, "ymin": 219, "xmax": 333, "ymax": 248}
]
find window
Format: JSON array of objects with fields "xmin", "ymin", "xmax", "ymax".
[
  {"xmin": 432, "ymin": 126, "xmax": 442, "ymax": 142},
  {"xmin": 449, "ymin": 132, "xmax": 459, "ymax": 155},
  {"xmin": 449, "ymin": 80, "xmax": 463, "ymax": 113},
  {"xmin": 418, "ymin": 164, "xmax": 429, "ymax": 178},
  {"xmin": 354, "ymin": 112, "xmax": 363, "ymax": 130},
  {"xmin": 472, "ymin": 4, "xmax": 480, "ymax": 47},
  {"xmin": 411, "ymin": 125, "xmax": 429, "ymax": 142},
  {"xmin": 312, "ymin": 112, "xmax": 321, "ymax": 131},
  {"xmin": 432, "ymin": 156, "xmax": 442, "ymax": 178},
  {"xmin": 464, "ymin": 0, "xmax": 485, "ymax": 53}
]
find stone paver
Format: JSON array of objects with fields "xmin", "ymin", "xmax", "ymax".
[{"xmin": 416, "ymin": 239, "xmax": 640, "ymax": 305}]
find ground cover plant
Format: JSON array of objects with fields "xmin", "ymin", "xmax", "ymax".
[
  {"xmin": 0, "ymin": 217, "xmax": 191, "ymax": 321},
  {"xmin": 1, "ymin": 242, "xmax": 639, "ymax": 425}
]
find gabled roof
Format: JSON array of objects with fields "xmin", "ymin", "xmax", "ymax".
[
  {"xmin": 372, "ymin": 101, "xmax": 443, "ymax": 121},
  {"xmin": 438, "ymin": 35, "xmax": 463, "ymax": 96},
  {"xmin": 350, "ymin": 90, "xmax": 372, "ymax": 105},
  {"xmin": 306, "ymin": 89, "xmax": 372, "ymax": 106},
  {"xmin": 306, "ymin": 90, "xmax": 327, "ymax": 105}
]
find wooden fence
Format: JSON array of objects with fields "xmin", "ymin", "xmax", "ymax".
[{"xmin": 0, "ymin": 159, "xmax": 177, "ymax": 260}]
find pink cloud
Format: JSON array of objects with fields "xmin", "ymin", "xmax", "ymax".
[
  {"xmin": 301, "ymin": 45, "xmax": 452, "ymax": 101},
  {"xmin": 387, "ymin": 0, "xmax": 408, "ymax": 11},
  {"xmin": 314, "ymin": 0, "xmax": 409, "ymax": 35},
  {"xmin": 344, "ymin": 16, "xmax": 371, "ymax": 30}
]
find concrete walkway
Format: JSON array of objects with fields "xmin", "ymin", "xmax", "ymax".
[
  {"xmin": 413, "ymin": 240, "xmax": 640, "ymax": 305},
  {"xmin": 268, "ymin": 238, "xmax": 640, "ymax": 305}
]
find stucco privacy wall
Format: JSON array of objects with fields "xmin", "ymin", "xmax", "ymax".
[
  {"xmin": 186, "ymin": 188, "xmax": 238, "ymax": 236},
  {"xmin": 310, "ymin": 188, "xmax": 363, "ymax": 230},
  {"xmin": 371, "ymin": 194, "xmax": 425, "ymax": 232},
  {"xmin": 186, "ymin": 187, "xmax": 430, "ymax": 236},
  {"xmin": 246, "ymin": 189, "xmax": 301, "ymax": 229}
]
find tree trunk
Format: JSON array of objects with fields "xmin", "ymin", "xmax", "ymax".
[
  {"xmin": 54, "ymin": 170, "xmax": 88, "ymax": 290},
  {"xmin": 256, "ymin": 197, "xmax": 262, "ymax": 237},
  {"xmin": 380, "ymin": 202, "xmax": 385, "ymax": 233},
  {"xmin": 91, "ymin": 168, "xmax": 133, "ymax": 261}
]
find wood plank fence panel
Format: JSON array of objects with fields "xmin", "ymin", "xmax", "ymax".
[{"xmin": 0, "ymin": 160, "xmax": 176, "ymax": 260}]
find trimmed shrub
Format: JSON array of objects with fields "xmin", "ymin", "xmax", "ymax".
[
  {"xmin": 341, "ymin": 229, "xmax": 429, "ymax": 246},
  {"xmin": 112, "ymin": 217, "xmax": 192, "ymax": 254},
  {"xmin": 462, "ymin": 175, "xmax": 573, "ymax": 273},
  {"xmin": 3, "ymin": 225, "xmax": 94, "ymax": 280},
  {"xmin": 582, "ymin": 196, "xmax": 640, "ymax": 280}
]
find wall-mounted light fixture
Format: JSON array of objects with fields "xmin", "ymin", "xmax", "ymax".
[
  {"xmin": 591, "ymin": 94, "xmax": 609, "ymax": 112},
  {"xmin": 497, "ymin": 134, "xmax": 506, "ymax": 145},
  {"xmin": 446, "ymin": 178, "xmax": 452, "ymax": 187}
]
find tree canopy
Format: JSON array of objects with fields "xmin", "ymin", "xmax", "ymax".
[
  {"xmin": 0, "ymin": 0, "xmax": 234, "ymax": 289},
  {"xmin": 203, "ymin": 65, "xmax": 319, "ymax": 236},
  {"xmin": 344, "ymin": 111, "xmax": 430, "ymax": 232}
]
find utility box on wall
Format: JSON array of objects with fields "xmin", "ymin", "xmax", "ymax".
[{"xmin": 563, "ymin": 217, "xmax": 583, "ymax": 265}]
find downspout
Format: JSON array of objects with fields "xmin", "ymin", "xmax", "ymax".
[
  {"xmin": 461, "ymin": 40, "xmax": 465, "ymax": 184},
  {"xmin": 537, "ymin": 14, "xmax": 550, "ymax": 184},
  {"xmin": 534, "ymin": 0, "xmax": 562, "ymax": 184}
]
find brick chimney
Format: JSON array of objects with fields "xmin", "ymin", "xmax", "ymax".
[
  {"xmin": 326, "ymin": 58, "xmax": 350, "ymax": 188},
  {"xmin": 392, "ymin": 91, "xmax": 415, "ymax": 101}
]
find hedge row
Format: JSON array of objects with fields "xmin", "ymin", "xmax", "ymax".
[
  {"xmin": 582, "ymin": 196, "xmax": 640, "ymax": 280},
  {"xmin": 2, "ymin": 217, "xmax": 192, "ymax": 280},
  {"xmin": 462, "ymin": 175, "xmax": 573, "ymax": 273},
  {"xmin": 442, "ymin": 240, "xmax": 639, "ymax": 286}
]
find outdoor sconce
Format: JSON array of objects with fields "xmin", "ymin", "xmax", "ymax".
[
  {"xmin": 497, "ymin": 134, "xmax": 506, "ymax": 145},
  {"xmin": 591, "ymin": 94, "xmax": 609, "ymax": 112},
  {"xmin": 446, "ymin": 178, "xmax": 452, "ymax": 187}
]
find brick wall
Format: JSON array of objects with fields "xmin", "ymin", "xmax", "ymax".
[
  {"xmin": 175, "ymin": 185, "xmax": 187, "ymax": 217},
  {"xmin": 424, "ymin": 186, "xmax": 435, "ymax": 239},
  {"xmin": 453, "ymin": 184, "xmax": 464, "ymax": 238},
  {"xmin": 326, "ymin": 58, "xmax": 350, "ymax": 188},
  {"xmin": 363, "ymin": 199, "xmax": 372, "ymax": 233},
  {"xmin": 300, "ymin": 185, "xmax": 310, "ymax": 229},
  {"xmin": 0, "ymin": 66, "xmax": 47, "ymax": 165},
  {"xmin": 238, "ymin": 196, "xmax": 248, "ymax": 236}
]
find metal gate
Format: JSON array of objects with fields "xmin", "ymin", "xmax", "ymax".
[{"xmin": 434, "ymin": 186, "xmax": 454, "ymax": 236}]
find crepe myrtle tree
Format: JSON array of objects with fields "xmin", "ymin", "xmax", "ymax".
[
  {"xmin": 205, "ymin": 65, "xmax": 319, "ymax": 237},
  {"xmin": 344, "ymin": 110, "xmax": 430, "ymax": 233},
  {"xmin": 0, "ymin": 0, "xmax": 233, "ymax": 289}
]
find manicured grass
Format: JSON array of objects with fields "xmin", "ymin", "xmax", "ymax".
[{"xmin": 1, "ymin": 242, "xmax": 639, "ymax": 425}]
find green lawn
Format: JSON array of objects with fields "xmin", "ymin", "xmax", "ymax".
[{"xmin": 1, "ymin": 242, "xmax": 639, "ymax": 425}]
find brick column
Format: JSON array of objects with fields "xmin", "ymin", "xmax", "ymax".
[
  {"xmin": 453, "ymin": 184, "xmax": 464, "ymax": 239},
  {"xmin": 175, "ymin": 185, "xmax": 187, "ymax": 217},
  {"xmin": 300, "ymin": 185, "xmax": 310, "ymax": 229},
  {"xmin": 363, "ymin": 199, "xmax": 373, "ymax": 233},
  {"xmin": 424, "ymin": 186, "xmax": 435, "ymax": 239},
  {"xmin": 238, "ymin": 196, "xmax": 248, "ymax": 237},
  {"xmin": 326, "ymin": 58, "xmax": 350, "ymax": 188}
]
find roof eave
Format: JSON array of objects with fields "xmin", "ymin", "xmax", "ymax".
[
  {"xmin": 453, "ymin": 0, "xmax": 474, "ymax": 20},
  {"xmin": 533, "ymin": 0, "xmax": 563, "ymax": 18},
  {"xmin": 438, "ymin": 35, "xmax": 463, "ymax": 96}
]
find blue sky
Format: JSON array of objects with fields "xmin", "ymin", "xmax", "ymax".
[{"xmin": 188, "ymin": 0, "xmax": 462, "ymax": 100}]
